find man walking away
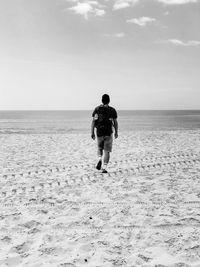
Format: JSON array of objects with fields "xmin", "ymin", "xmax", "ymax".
[{"xmin": 91, "ymin": 94, "xmax": 118, "ymax": 173}]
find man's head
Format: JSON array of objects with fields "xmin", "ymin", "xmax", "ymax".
[{"xmin": 102, "ymin": 94, "xmax": 110, "ymax": 105}]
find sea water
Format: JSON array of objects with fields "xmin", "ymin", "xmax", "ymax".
[{"xmin": 0, "ymin": 110, "xmax": 200, "ymax": 134}]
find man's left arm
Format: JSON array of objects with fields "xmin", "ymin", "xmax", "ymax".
[
  {"xmin": 91, "ymin": 118, "xmax": 95, "ymax": 140},
  {"xmin": 112, "ymin": 108, "xmax": 118, "ymax": 139},
  {"xmin": 91, "ymin": 108, "xmax": 97, "ymax": 140}
]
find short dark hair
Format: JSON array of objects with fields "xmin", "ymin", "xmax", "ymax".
[{"xmin": 102, "ymin": 94, "xmax": 110, "ymax": 105}]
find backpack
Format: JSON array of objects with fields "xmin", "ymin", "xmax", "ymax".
[{"xmin": 95, "ymin": 106, "xmax": 113, "ymax": 137}]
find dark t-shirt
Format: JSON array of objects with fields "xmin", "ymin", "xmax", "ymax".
[
  {"xmin": 92, "ymin": 105, "xmax": 117, "ymax": 119},
  {"xmin": 92, "ymin": 105, "xmax": 117, "ymax": 136}
]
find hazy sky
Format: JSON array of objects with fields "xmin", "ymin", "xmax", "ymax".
[{"xmin": 0, "ymin": 0, "xmax": 200, "ymax": 110}]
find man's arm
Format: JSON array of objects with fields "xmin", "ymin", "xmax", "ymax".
[
  {"xmin": 91, "ymin": 118, "xmax": 95, "ymax": 140},
  {"xmin": 91, "ymin": 107, "xmax": 97, "ymax": 140},
  {"xmin": 113, "ymin": 118, "xmax": 118, "ymax": 138}
]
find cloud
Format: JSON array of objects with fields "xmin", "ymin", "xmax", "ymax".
[
  {"xmin": 95, "ymin": 8, "xmax": 105, "ymax": 16},
  {"xmin": 69, "ymin": 0, "xmax": 199, "ymax": 19},
  {"xmin": 69, "ymin": 1, "xmax": 105, "ymax": 19},
  {"xmin": 156, "ymin": 39, "xmax": 200, "ymax": 46},
  {"xmin": 69, "ymin": 2, "xmax": 92, "ymax": 18},
  {"xmin": 112, "ymin": 0, "xmax": 198, "ymax": 10},
  {"xmin": 127, "ymin": 17, "xmax": 156, "ymax": 26},
  {"xmin": 156, "ymin": 0, "xmax": 198, "ymax": 5},
  {"xmin": 167, "ymin": 39, "xmax": 200, "ymax": 46},
  {"xmin": 114, "ymin": 32, "xmax": 125, "ymax": 37},
  {"xmin": 113, "ymin": 0, "xmax": 139, "ymax": 10},
  {"xmin": 104, "ymin": 32, "xmax": 125, "ymax": 38}
]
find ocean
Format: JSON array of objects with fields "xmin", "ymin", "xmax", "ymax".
[{"xmin": 0, "ymin": 110, "xmax": 200, "ymax": 134}]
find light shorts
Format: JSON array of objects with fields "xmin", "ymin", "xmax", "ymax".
[{"xmin": 97, "ymin": 135, "xmax": 113, "ymax": 152}]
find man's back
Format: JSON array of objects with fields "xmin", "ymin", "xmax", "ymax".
[{"xmin": 92, "ymin": 105, "xmax": 117, "ymax": 137}]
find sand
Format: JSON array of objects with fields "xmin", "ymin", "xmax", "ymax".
[{"xmin": 1, "ymin": 130, "xmax": 200, "ymax": 267}]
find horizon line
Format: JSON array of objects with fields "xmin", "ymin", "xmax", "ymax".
[{"xmin": 0, "ymin": 109, "xmax": 200, "ymax": 111}]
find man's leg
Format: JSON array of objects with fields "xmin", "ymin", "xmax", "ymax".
[
  {"xmin": 102, "ymin": 151, "xmax": 110, "ymax": 172},
  {"xmin": 96, "ymin": 137, "xmax": 103, "ymax": 170},
  {"xmin": 102, "ymin": 135, "xmax": 113, "ymax": 173},
  {"xmin": 98, "ymin": 148, "xmax": 103, "ymax": 157},
  {"xmin": 104, "ymin": 151, "xmax": 110, "ymax": 164}
]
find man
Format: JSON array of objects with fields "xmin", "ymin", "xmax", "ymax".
[{"xmin": 91, "ymin": 94, "xmax": 118, "ymax": 173}]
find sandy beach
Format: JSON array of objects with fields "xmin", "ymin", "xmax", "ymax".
[{"xmin": 1, "ymin": 130, "xmax": 200, "ymax": 267}]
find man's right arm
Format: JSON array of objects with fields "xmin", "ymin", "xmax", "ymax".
[{"xmin": 113, "ymin": 118, "xmax": 118, "ymax": 139}]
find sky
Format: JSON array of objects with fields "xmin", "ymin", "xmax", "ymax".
[{"xmin": 0, "ymin": 0, "xmax": 200, "ymax": 110}]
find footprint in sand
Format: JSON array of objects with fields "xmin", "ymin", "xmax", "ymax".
[
  {"xmin": 39, "ymin": 246, "xmax": 67, "ymax": 256},
  {"xmin": 22, "ymin": 220, "xmax": 41, "ymax": 229},
  {"xmin": 1, "ymin": 236, "xmax": 12, "ymax": 244},
  {"xmin": 10, "ymin": 241, "xmax": 31, "ymax": 256}
]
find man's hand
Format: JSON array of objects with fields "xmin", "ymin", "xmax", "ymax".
[
  {"xmin": 114, "ymin": 132, "xmax": 118, "ymax": 139},
  {"xmin": 91, "ymin": 133, "xmax": 95, "ymax": 140}
]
